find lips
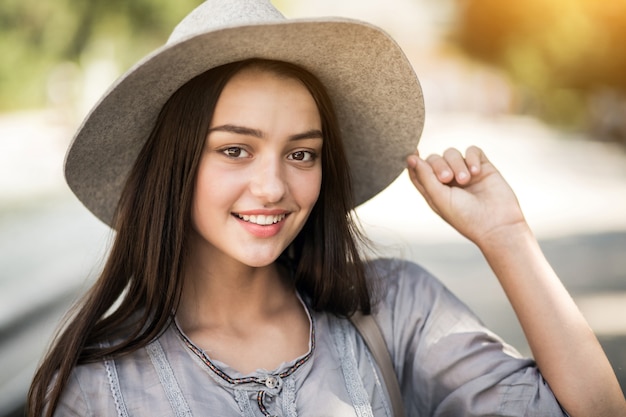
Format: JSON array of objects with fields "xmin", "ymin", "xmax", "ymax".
[
  {"xmin": 232, "ymin": 211, "xmax": 289, "ymax": 238},
  {"xmin": 236, "ymin": 213, "xmax": 286, "ymax": 225}
]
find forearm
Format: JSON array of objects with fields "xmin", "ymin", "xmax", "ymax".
[{"xmin": 477, "ymin": 223, "xmax": 626, "ymax": 416}]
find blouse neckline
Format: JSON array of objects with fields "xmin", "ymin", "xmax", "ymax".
[{"xmin": 172, "ymin": 291, "xmax": 315, "ymax": 387}]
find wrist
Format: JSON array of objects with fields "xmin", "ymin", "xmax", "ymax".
[{"xmin": 474, "ymin": 221, "xmax": 535, "ymax": 256}]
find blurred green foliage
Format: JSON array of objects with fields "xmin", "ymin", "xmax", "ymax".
[
  {"xmin": 0, "ymin": 0, "xmax": 204, "ymax": 110},
  {"xmin": 451, "ymin": 0, "xmax": 626, "ymax": 140}
]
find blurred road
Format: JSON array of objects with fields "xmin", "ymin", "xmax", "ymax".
[{"xmin": 1, "ymin": 110, "xmax": 625, "ymax": 415}]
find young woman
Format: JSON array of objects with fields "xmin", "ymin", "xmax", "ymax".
[{"xmin": 28, "ymin": 1, "xmax": 625, "ymax": 416}]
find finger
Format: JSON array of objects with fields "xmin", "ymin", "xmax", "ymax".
[
  {"xmin": 406, "ymin": 154, "xmax": 442, "ymax": 214},
  {"xmin": 406, "ymin": 154, "xmax": 428, "ymax": 195},
  {"xmin": 425, "ymin": 154, "xmax": 455, "ymax": 183},
  {"xmin": 406, "ymin": 151, "xmax": 419, "ymax": 169},
  {"xmin": 412, "ymin": 154, "xmax": 450, "ymax": 212},
  {"xmin": 442, "ymin": 148, "xmax": 471, "ymax": 185},
  {"xmin": 465, "ymin": 146, "xmax": 484, "ymax": 175}
]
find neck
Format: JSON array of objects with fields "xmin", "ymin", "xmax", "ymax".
[{"xmin": 177, "ymin": 255, "xmax": 295, "ymax": 331}]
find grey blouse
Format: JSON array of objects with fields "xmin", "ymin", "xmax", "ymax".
[{"xmin": 54, "ymin": 258, "xmax": 567, "ymax": 416}]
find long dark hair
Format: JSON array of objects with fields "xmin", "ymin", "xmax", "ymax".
[{"xmin": 27, "ymin": 59, "xmax": 371, "ymax": 416}]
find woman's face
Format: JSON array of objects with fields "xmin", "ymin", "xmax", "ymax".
[{"xmin": 190, "ymin": 68, "xmax": 323, "ymax": 269}]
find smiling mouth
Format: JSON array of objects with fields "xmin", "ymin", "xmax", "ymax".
[{"xmin": 235, "ymin": 213, "xmax": 287, "ymax": 225}]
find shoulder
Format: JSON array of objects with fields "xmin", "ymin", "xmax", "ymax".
[
  {"xmin": 366, "ymin": 257, "xmax": 444, "ymax": 288},
  {"xmin": 54, "ymin": 326, "xmax": 166, "ymax": 416},
  {"xmin": 365, "ymin": 257, "xmax": 454, "ymax": 313},
  {"xmin": 363, "ymin": 257, "xmax": 494, "ymax": 359},
  {"xmin": 53, "ymin": 360, "xmax": 113, "ymax": 416}
]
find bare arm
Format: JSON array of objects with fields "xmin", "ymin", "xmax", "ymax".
[{"xmin": 406, "ymin": 146, "xmax": 626, "ymax": 417}]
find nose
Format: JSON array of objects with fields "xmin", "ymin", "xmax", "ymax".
[{"xmin": 249, "ymin": 155, "xmax": 286, "ymax": 204}]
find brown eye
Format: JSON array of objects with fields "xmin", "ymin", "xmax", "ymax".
[
  {"xmin": 288, "ymin": 150, "xmax": 315, "ymax": 161},
  {"xmin": 222, "ymin": 147, "xmax": 249, "ymax": 158}
]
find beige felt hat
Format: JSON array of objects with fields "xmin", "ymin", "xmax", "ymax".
[{"xmin": 64, "ymin": 0, "xmax": 425, "ymax": 226}]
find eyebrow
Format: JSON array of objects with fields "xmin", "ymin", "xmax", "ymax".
[{"xmin": 208, "ymin": 124, "xmax": 323, "ymax": 141}]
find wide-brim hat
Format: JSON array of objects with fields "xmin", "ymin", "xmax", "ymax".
[{"xmin": 64, "ymin": 0, "xmax": 425, "ymax": 226}]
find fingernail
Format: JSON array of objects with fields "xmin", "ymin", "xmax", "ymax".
[
  {"xmin": 440, "ymin": 170, "xmax": 451, "ymax": 179},
  {"xmin": 458, "ymin": 171, "xmax": 468, "ymax": 181}
]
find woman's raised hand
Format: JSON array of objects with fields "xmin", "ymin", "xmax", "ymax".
[
  {"xmin": 409, "ymin": 146, "xmax": 626, "ymax": 416},
  {"xmin": 406, "ymin": 146, "xmax": 526, "ymax": 247}
]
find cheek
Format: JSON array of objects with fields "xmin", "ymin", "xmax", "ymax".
[
  {"xmin": 195, "ymin": 170, "xmax": 216, "ymax": 194},
  {"xmin": 292, "ymin": 168, "xmax": 322, "ymax": 209},
  {"xmin": 191, "ymin": 164, "xmax": 235, "ymax": 223},
  {"xmin": 195, "ymin": 162, "xmax": 244, "ymax": 199}
]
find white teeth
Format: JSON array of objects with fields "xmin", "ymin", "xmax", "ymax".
[{"xmin": 237, "ymin": 213, "xmax": 286, "ymax": 225}]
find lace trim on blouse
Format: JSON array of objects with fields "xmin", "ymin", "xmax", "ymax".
[
  {"xmin": 101, "ymin": 342, "xmax": 129, "ymax": 417},
  {"xmin": 332, "ymin": 317, "xmax": 375, "ymax": 417},
  {"xmin": 146, "ymin": 339, "xmax": 193, "ymax": 417}
]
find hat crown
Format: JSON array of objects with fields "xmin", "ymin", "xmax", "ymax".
[
  {"xmin": 168, "ymin": 0, "xmax": 285, "ymax": 44},
  {"xmin": 65, "ymin": 0, "xmax": 424, "ymax": 226}
]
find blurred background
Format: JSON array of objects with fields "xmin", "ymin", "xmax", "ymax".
[{"xmin": 1, "ymin": 0, "xmax": 625, "ymax": 415}]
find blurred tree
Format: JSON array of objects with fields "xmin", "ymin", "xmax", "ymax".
[
  {"xmin": 0, "ymin": 0, "xmax": 203, "ymax": 110},
  {"xmin": 451, "ymin": 0, "xmax": 626, "ymax": 142}
]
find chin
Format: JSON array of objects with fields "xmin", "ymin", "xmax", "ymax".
[{"xmin": 237, "ymin": 252, "xmax": 284, "ymax": 269}]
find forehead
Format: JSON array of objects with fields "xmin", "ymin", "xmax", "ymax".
[
  {"xmin": 223, "ymin": 66, "xmax": 308, "ymax": 94},
  {"xmin": 210, "ymin": 66, "xmax": 322, "ymax": 133}
]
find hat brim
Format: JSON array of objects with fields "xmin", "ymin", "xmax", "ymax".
[{"xmin": 64, "ymin": 18, "xmax": 424, "ymax": 226}]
